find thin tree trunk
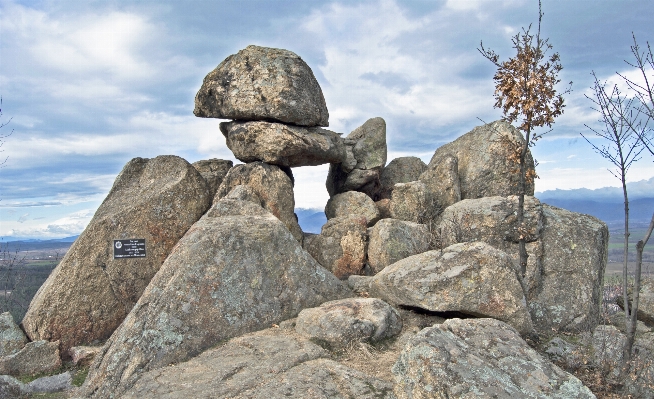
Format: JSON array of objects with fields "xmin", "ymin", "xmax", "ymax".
[
  {"xmin": 621, "ymin": 173, "xmax": 632, "ymax": 364},
  {"xmin": 625, "ymin": 213, "xmax": 654, "ymax": 363},
  {"xmin": 518, "ymin": 125, "xmax": 531, "ymax": 278}
]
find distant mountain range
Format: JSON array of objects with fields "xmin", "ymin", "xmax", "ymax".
[{"xmin": 0, "ymin": 235, "xmax": 79, "ymax": 243}]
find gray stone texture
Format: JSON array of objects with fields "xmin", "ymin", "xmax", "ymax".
[
  {"xmin": 26, "ymin": 371, "xmax": 73, "ymax": 394},
  {"xmin": 368, "ymin": 242, "xmax": 534, "ymax": 336},
  {"xmin": 379, "ymin": 156, "xmax": 427, "ymax": 199},
  {"xmin": 295, "ymin": 298, "xmax": 402, "ymax": 345},
  {"xmin": 194, "ymin": 45, "xmax": 329, "ymax": 127},
  {"xmin": 0, "ymin": 340, "xmax": 61, "ymax": 376},
  {"xmin": 220, "ymin": 121, "xmax": 345, "ymax": 167},
  {"xmin": 215, "ymin": 161, "xmax": 303, "ymax": 241},
  {"xmin": 191, "ymin": 158, "xmax": 232, "ymax": 200},
  {"xmin": 326, "ymin": 117, "xmax": 387, "ymax": 198},
  {"xmin": 419, "ymin": 153, "xmax": 461, "ymax": 209},
  {"xmin": 21, "ymin": 155, "xmax": 211, "ymax": 356},
  {"xmin": 592, "ymin": 325, "xmax": 626, "ymax": 381},
  {"xmin": 0, "ymin": 312, "xmax": 27, "ymax": 357},
  {"xmin": 304, "ymin": 215, "xmax": 368, "ymax": 279},
  {"xmin": 80, "ymin": 198, "xmax": 351, "ymax": 398},
  {"xmin": 393, "ymin": 318, "xmax": 595, "ymax": 398},
  {"xmin": 325, "ymin": 191, "xmax": 380, "ymax": 226},
  {"xmin": 368, "ymin": 219, "xmax": 431, "ymax": 274},
  {"xmin": 530, "ymin": 205, "xmax": 608, "ymax": 333},
  {"xmin": 617, "ymin": 277, "xmax": 654, "ymax": 326},
  {"xmin": 437, "ymin": 197, "xmax": 607, "ymax": 333},
  {"xmin": 428, "ymin": 120, "xmax": 535, "ymax": 199},
  {"xmin": 120, "ymin": 329, "xmax": 394, "ymax": 399},
  {"xmin": 389, "ymin": 181, "xmax": 434, "ymax": 224}
]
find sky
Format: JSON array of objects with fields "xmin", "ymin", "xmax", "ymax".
[{"xmin": 0, "ymin": 0, "xmax": 653, "ymax": 239}]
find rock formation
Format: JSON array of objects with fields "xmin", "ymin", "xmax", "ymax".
[
  {"xmin": 393, "ymin": 318, "xmax": 595, "ymax": 398},
  {"xmin": 21, "ymin": 155, "xmax": 211, "ymax": 355},
  {"xmin": 79, "ymin": 195, "xmax": 351, "ymax": 398},
  {"xmin": 194, "ymin": 45, "xmax": 329, "ymax": 126},
  {"xmin": 1, "ymin": 45, "xmax": 622, "ymax": 398}
]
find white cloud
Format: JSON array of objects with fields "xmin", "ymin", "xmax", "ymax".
[{"xmin": 3, "ymin": 209, "xmax": 94, "ymax": 238}]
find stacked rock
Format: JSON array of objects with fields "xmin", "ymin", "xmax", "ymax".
[{"xmin": 195, "ymin": 45, "xmax": 345, "ymax": 242}]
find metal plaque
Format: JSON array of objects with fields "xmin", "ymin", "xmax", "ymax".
[{"xmin": 113, "ymin": 239, "xmax": 146, "ymax": 259}]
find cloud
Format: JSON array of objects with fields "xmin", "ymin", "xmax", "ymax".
[
  {"xmin": 17, "ymin": 213, "xmax": 28, "ymax": 223},
  {"xmin": 4, "ymin": 209, "xmax": 94, "ymax": 238}
]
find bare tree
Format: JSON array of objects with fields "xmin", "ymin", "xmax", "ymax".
[
  {"xmin": 479, "ymin": 0, "xmax": 570, "ymax": 278},
  {"xmin": 581, "ymin": 72, "xmax": 647, "ymax": 367},
  {"xmin": 618, "ymin": 34, "xmax": 654, "ymax": 156}
]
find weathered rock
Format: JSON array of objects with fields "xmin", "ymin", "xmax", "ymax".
[
  {"xmin": 530, "ymin": 204, "xmax": 608, "ymax": 333},
  {"xmin": 348, "ymin": 117, "xmax": 387, "ymax": 170},
  {"xmin": 368, "ymin": 219, "xmax": 431, "ymax": 274},
  {"xmin": 220, "ymin": 121, "xmax": 345, "ymax": 167},
  {"xmin": 327, "ymin": 164, "xmax": 381, "ymax": 198},
  {"xmin": 0, "ymin": 340, "xmax": 61, "ymax": 376},
  {"xmin": 216, "ymin": 161, "xmax": 303, "ymax": 241},
  {"xmin": 305, "ymin": 215, "xmax": 368, "ymax": 279},
  {"xmin": 543, "ymin": 336, "xmax": 587, "ymax": 371},
  {"xmin": 626, "ymin": 332, "xmax": 654, "ymax": 398},
  {"xmin": 368, "ymin": 242, "xmax": 534, "ymax": 336},
  {"xmin": 389, "ymin": 181, "xmax": 435, "ymax": 224},
  {"xmin": 375, "ymin": 198, "xmax": 392, "ymax": 219},
  {"xmin": 120, "ymin": 329, "xmax": 393, "ymax": 399},
  {"xmin": 0, "ymin": 375, "xmax": 23, "ymax": 399},
  {"xmin": 428, "ymin": 120, "xmax": 535, "ymax": 199},
  {"xmin": 592, "ymin": 325, "xmax": 626, "ymax": 381},
  {"xmin": 418, "ymin": 153, "xmax": 461, "ymax": 209},
  {"xmin": 26, "ymin": 371, "xmax": 73, "ymax": 394},
  {"xmin": 393, "ymin": 318, "xmax": 595, "ymax": 398},
  {"xmin": 192, "ymin": 158, "xmax": 232, "ymax": 199},
  {"xmin": 21, "ymin": 156, "xmax": 211, "ymax": 355},
  {"xmin": 296, "ymin": 298, "xmax": 402, "ymax": 345},
  {"xmin": 617, "ymin": 278, "xmax": 654, "ymax": 326},
  {"xmin": 348, "ymin": 275, "xmax": 374, "ymax": 296},
  {"xmin": 379, "ymin": 157, "xmax": 427, "ymax": 199},
  {"xmin": 80, "ymin": 199, "xmax": 351, "ymax": 398},
  {"xmin": 325, "ymin": 191, "xmax": 380, "ymax": 226},
  {"xmin": 69, "ymin": 345, "xmax": 102, "ymax": 367},
  {"xmin": 0, "ymin": 312, "xmax": 27, "ymax": 357},
  {"xmin": 326, "ymin": 117, "xmax": 387, "ymax": 198},
  {"xmin": 194, "ymin": 45, "xmax": 329, "ymax": 127}
]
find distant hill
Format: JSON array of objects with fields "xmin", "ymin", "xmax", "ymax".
[
  {"xmin": 295, "ymin": 208, "xmax": 327, "ymax": 234},
  {"xmin": 0, "ymin": 235, "xmax": 78, "ymax": 243},
  {"xmin": 538, "ymin": 197, "xmax": 654, "ymax": 224}
]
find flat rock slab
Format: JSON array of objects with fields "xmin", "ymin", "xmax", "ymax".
[
  {"xmin": 80, "ymin": 200, "xmax": 351, "ymax": 398},
  {"xmin": 393, "ymin": 318, "xmax": 595, "ymax": 398},
  {"xmin": 368, "ymin": 242, "xmax": 534, "ymax": 336},
  {"xmin": 194, "ymin": 45, "xmax": 329, "ymax": 127},
  {"xmin": 296, "ymin": 298, "xmax": 402, "ymax": 345},
  {"xmin": 120, "ymin": 329, "xmax": 394, "ymax": 399},
  {"xmin": 221, "ymin": 121, "xmax": 345, "ymax": 167},
  {"xmin": 0, "ymin": 340, "xmax": 61, "ymax": 376},
  {"xmin": 21, "ymin": 155, "xmax": 211, "ymax": 354}
]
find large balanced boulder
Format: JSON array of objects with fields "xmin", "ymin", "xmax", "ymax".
[
  {"xmin": 295, "ymin": 298, "xmax": 402, "ymax": 346},
  {"xmin": 389, "ymin": 181, "xmax": 435, "ymax": 224},
  {"xmin": 220, "ymin": 121, "xmax": 345, "ymax": 167},
  {"xmin": 0, "ymin": 312, "xmax": 27, "ymax": 357},
  {"xmin": 194, "ymin": 45, "xmax": 329, "ymax": 127},
  {"xmin": 191, "ymin": 158, "xmax": 233, "ymax": 199},
  {"xmin": 326, "ymin": 117, "xmax": 387, "ymax": 198},
  {"xmin": 21, "ymin": 156, "xmax": 211, "ymax": 355},
  {"xmin": 120, "ymin": 328, "xmax": 394, "ymax": 399},
  {"xmin": 79, "ymin": 197, "xmax": 351, "ymax": 398},
  {"xmin": 392, "ymin": 318, "xmax": 595, "ymax": 398},
  {"xmin": 368, "ymin": 242, "xmax": 534, "ymax": 336},
  {"xmin": 529, "ymin": 204, "xmax": 608, "ymax": 333},
  {"xmin": 304, "ymin": 215, "xmax": 368, "ymax": 279},
  {"xmin": 367, "ymin": 219, "xmax": 431, "ymax": 274},
  {"xmin": 379, "ymin": 156, "xmax": 427, "ymax": 199},
  {"xmin": 215, "ymin": 161, "xmax": 303, "ymax": 241},
  {"xmin": 428, "ymin": 120, "xmax": 535, "ymax": 199}
]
